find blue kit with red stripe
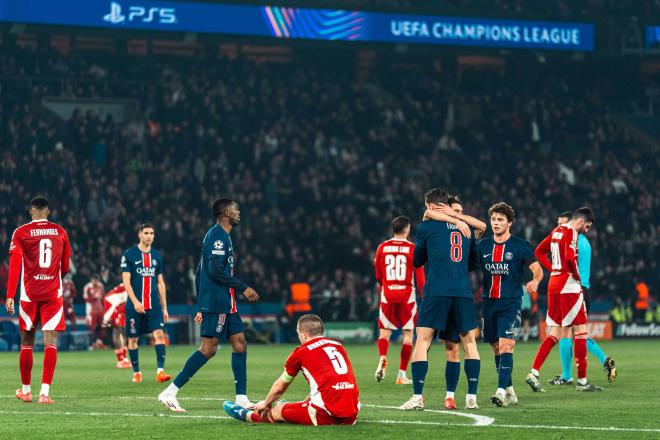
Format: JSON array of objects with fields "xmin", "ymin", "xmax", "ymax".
[{"xmin": 121, "ymin": 246, "xmax": 165, "ymax": 335}]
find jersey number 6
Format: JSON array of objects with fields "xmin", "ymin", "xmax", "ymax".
[{"xmin": 39, "ymin": 238, "xmax": 53, "ymax": 268}]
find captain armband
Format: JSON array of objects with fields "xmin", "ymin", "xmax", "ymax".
[{"xmin": 280, "ymin": 370, "xmax": 294, "ymax": 383}]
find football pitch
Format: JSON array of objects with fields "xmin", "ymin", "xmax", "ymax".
[{"xmin": 0, "ymin": 340, "xmax": 658, "ymax": 439}]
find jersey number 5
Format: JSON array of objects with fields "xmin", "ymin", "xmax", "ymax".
[
  {"xmin": 323, "ymin": 346, "xmax": 348, "ymax": 374},
  {"xmin": 39, "ymin": 238, "xmax": 53, "ymax": 268},
  {"xmin": 385, "ymin": 254, "xmax": 407, "ymax": 281},
  {"xmin": 450, "ymin": 232, "xmax": 462, "ymax": 262}
]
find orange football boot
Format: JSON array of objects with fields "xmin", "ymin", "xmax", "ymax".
[
  {"xmin": 132, "ymin": 372, "xmax": 143, "ymax": 383},
  {"xmin": 444, "ymin": 397, "xmax": 457, "ymax": 410},
  {"xmin": 15, "ymin": 389, "xmax": 32, "ymax": 403},
  {"xmin": 156, "ymin": 371, "xmax": 172, "ymax": 383},
  {"xmin": 38, "ymin": 395, "xmax": 55, "ymax": 404}
]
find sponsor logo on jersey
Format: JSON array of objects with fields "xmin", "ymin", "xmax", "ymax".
[
  {"xmin": 331, "ymin": 382, "xmax": 355, "ymax": 390},
  {"xmin": 33, "ymin": 274, "xmax": 54, "ymax": 281},
  {"xmin": 136, "ymin": 267, "xmax": 157, "ymax": 277},
  {"xmin": 30, "ymin": 228, "xmax": 58, "ymax": 236},
  {"xmin": 484, "ymin": 262, "xmax": 510, "ymax": 275}
]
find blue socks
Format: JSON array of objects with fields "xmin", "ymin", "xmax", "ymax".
[
  {"xmin": 445, "ymin": 361, "xmax": 460, "ymax": 393},
  {"xmin": 411, "ymin": 361, "xmax": 428, "ymax": 395},
  {"xmin": 464, "ymin": 359, "xmax": 480, "ymax": 395},
  {"xmin": 587, "ymin": 338, "xmax": 607, "ymax": 365},
  {"xmin": 498, "ymin": 353, "xmax": 513, "ymax": 389},
  {"xmin": 128, "ymin": 348, "xmax": 140, "ymax": 373},
  {"xmin": 559, "ymin": 338, "xmax": 573, "ymax": 380},
  {"xmin": 155, "ymin": 344, "xmax": 166, "ymax": 369},
  {"xmin": 173, "ymin": 350, "xmax": 209, "ymax": 388},
  {"xmin": 231, "ymin": 352, "xmax": 248, "ymax": 395}
]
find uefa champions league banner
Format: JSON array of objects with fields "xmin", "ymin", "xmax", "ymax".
[{"xmin": 0, "ymin": 0, "xmax": 594, "ymax": 51}]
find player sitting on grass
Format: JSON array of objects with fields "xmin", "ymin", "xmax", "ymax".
[{"xmin": 224, "ymin": 314, "xmax": 360, "ymax": 426}]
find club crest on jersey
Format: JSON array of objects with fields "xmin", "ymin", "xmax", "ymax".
[
  {"xmin": 214, "ymin": 240, "xmax": 224, "ymax": 250},
  {"xmin": 505, "ymin": 252, "xmax": 513, "ymax": 260}
]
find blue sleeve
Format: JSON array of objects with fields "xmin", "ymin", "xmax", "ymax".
[
  {"xmin": 413, "ymin": 223, "xmax": 428, "ymax": 268},
  {"xmin": 468, "ymin": 238, "xmax": 481, "ymax": 272},
  {"xmin": 195, "ymin": 261, "xmax": 201, "ymax": 312},
  {"xmin": 522, "ymin": 240, "xmax": 536, "ymax": 266},
  {"xmin": 120, "ymin": 251, "xmax": 131, "ymax": 273},
  {"xmin": 157, "ymin": 252, "xmax": 164, "ymax": 275},
  {"xmin": 577, "ymin": 235, "xmax": 591, "ymax": 287}
]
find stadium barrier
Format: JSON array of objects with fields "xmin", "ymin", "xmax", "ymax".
[{"xmin": 539, "ymin": 321, "xmax": 613, "ymax": 340}]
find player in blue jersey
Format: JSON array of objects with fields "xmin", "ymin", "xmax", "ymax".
[
  {"xmin": 399, "ymin": 189, "xmax": 481, "ymax": 411},
  {"xmin": 159, "ymin": 198, "xmax": 260, "ymax": 412},
  {"xmin": 548, "ymin": 212, "xmax": 617, "ymax": 386},
  {"xmin": 120, "ymin": 223, "xmax": 171, "ymax": 384},
  {"xmin": 474, "ymin": 203, "xmax": 544, "ymax": 407}
]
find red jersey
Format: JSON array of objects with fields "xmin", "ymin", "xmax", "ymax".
[
  {"xmin": 84, "ymin": 280, "xmax": 105, "ymax": 314},
  {"xmin": 62, "ymin": 277, "xmax": 77, "ymax": 304},
  {"xmin": 284, "ymin": 337, "xmax": 359, "ymax": 419},
  {"xmin": 534, "ymin": 224, "xmax": 581, "ymax": 294},
  {"xmin": 7, "ymin": 220, "xmax": 71, "ymax": 301},
  {"xmin": 374, "ymin": 238, "xmax": 425, "ymax": 304},
  {"xmin": 103, "ymin": 284, "xmax": 128, "ymax": 324}
]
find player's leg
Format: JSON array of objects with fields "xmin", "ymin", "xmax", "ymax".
[
  {"xmin": 112, "ymin": 326, "xmax": 129, "ymax": 368},
  {"xmin": 17, "ymin": 329, "xmax": 36, "ymax": 402},
  {"xmin": 396, "ymin": 329, "xmax": 414, "ymax": 384},
  {"xmin": 152, "ymin": 329, "xmax": 171, "ymax": 382},
  {"xmin": 375, "ymin": 326, "xmax": 392, "ymax": 382},
  {"xmin": 582, "ymin": 288, "xmax": 616, "ymax": 382},
  {"xmin": 455, "ymin": 297, "xmax": 480, "ymax": 409},
  {"xmin": 399, "ymin": 327, "xmax": 434, "ymax": 410},
  {"xmin": 126, "ymin": 309, "xmax": 143, "ymax": 381},
  {"xmin": 443, "ymin": 340, "xmax": 460, "ymax": 409},
  {"xmin": 527, "ymin": 293, "xmax": 564, "ymax": 391},
  {"xmin": 38, "ymin": 296, "xmax": 65, "ymax": 404},
  {"xmin": 228, "ymin": 314, "xmax": 252, "ymax": 407}
]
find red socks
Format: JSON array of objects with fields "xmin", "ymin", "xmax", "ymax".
[
  {"xmin": 574, "ymin": 332, "xmax": 588, "ymax": 380},
  {"xmin": 377, "ymin": 338, "xmax": 389, "ymax": 357},
  {"xmin": 19, "ymin": 345, "xmax": 33, "ymax": 386},
  {"xmin": 115, "ymin": 348, "xmax": 127, "ymax": 362},
  {"xmin": 399, "ymin": 343, "xmax": 413, "ymax": 371},
  {"xmin": 532, "ymin": 335, "xmax": 558, "ymax": 372},
  {"xmin": 42, "ymin": 345, "xmax": 58, "ymax": 386}
]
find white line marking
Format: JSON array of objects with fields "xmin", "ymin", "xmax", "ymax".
[
  {"xmin": 0, "ymin": 410, "xmax": 229, "ymax": 420},
  {"xmin": 361, "ymin": 404, "xmax": 494, "ymax": 426}
]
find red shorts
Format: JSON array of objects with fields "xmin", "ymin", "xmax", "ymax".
[
  {"xmin": 19, "ymin": 296, "xmax": 65, "ymax": 332},
  {"xmin": 378, "ymin": 301, "xmax": 417, "ymax": 330},
  {"xmin": 280, "ymin": 401, "xmax": 357, "ymax": 426},
  {"xmin": 103, "ymin": 304, "xmax": 126, "ymax": 327},
  {"xmin": 546, "ymin": 293, "xmax": 587, "ymax": 327}
]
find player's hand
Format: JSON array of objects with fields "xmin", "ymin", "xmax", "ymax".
[
  {"xmin": 5, "ymin": 298, "xmax": 15, "ymax": 315},
  {"xmin": 162, "ymin": 309, "xmax": 169, "ymax": 323},
  {"xmin": 436, "ymin": 205, "xmax": 456, "ymax": 217},
  {"xmin": 254, "ymin": 400, "xmax": 269, "ymax": 415},
  {"xmin": 243, "ymin": 287, "xmax": 260, "ymax": 303},
  {"xmin": 194, "ymin": 312, "xmax": 202, "ymax": 324},
  {"xmin": 422, "ymin": 210, "xmax": 430, "ymax": 221},
  {"xmin": 456, "ymin": 220, "xmax": 471, "ymax": 238},
  {"xmin": 133, "ymin": 302, "xmax": 145, "ymax": 314},
  {"xmin": 525, "ymin": 280, "xmax": 539, "ymax": 294}
]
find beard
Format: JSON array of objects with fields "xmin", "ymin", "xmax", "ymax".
[{"xmin": 230, "ymin": 217, "xmax": 240, "ymax": 226}]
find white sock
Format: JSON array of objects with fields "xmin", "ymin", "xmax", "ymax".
[
  {"xmin": 22, "ymin": 385, "xmax": 31, "ymax": 394},
  {"xmin": 496, "ymin": 387, "xmax": 506, "ymax": 395},
  {"xmin": 236, "ymin": 394, "xmax": 249, "ymax": 402},
  {"xmin": 165, "ymin": 383, "xmax": 179, "ymax": 396},
  {"xmin": 157, "ymin": 368, "xmax": 164, "ymax": 374},
  {"xmin": 445, "ymin": 391, "xmax": 454, "ymax": 399},
  {"xmin": 506, "ymin": 386, "xmax": 515, "ymax": 394},
  {"xmin": 577, "ymin": 378, "xmax": 587, "ymax": 386},
  {"xmin": 412, "ymin": 394, "xmax": 423, "ymax": 400},
  {"xmin": 40, "ymin": 384, "xmax": 50, "ymax": 397},
  {"xmin": 531, "ymin": 368, "xmax": 540, "ymax": 377},
  {"xmin": 466, "ymin": 393, "xmax": 476, "ymax": 402},
  {"xmin": 398, "ymin": 370, "xmax": 406, "ymax": 378}
]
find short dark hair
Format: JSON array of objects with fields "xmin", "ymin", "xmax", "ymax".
[
  {"xmin": 572, "ymin": 207, "xmax": 595, "ymax": 224},
  {"xmin": 488, "ymin": 202, "xmax": 515, "ymax": 223},
  {"xmin": 424, "ymin": 188, "xmax": 450, "ymax": 205},
  {"xmin": 297, "ymin": 314, "xmax": 324, "ymax": 336},
  {"xmin": 30, "ymin": 196, "xmax": 49, "ymax": 210},
  {"xmin": 558, "ymin": 211, "xmax": 572, "ymax": 219},
  {"xmin": 391, "ymin": 216, "xmax": 410, "ymax": 234},
  {"xmin": 448, "ymin": 194, "xmax": 462, "ymax": 206},
  {"xmin": 138, "ymin": 223, "xmax": 154, "ymax": 232},
  {"xmin": 213, "ymin": 198, "xmax": 235, "ymax": 219}
]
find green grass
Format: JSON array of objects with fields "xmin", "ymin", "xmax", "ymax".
[{"xmin": 0, "ymin": 340, "xmax": 658, "ymax": 439}]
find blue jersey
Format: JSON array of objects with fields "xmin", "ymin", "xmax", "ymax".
[
  {"xmin": 197, "ymin": 224, "xmax": 248, "ymax": 314},
  {"xmin": 475, "ymin": 235, "xmax": 535, "ymax": 299},
  {"xmin": 577, "ymin": 234, "xmax": 591, "ymax": 288},
  {"xmin": 120, "ymin": 246, "xmax": 163, "ymax": 311},
  {"xmin": 413, "ymin": 220, "xmax": 476, "ymax": 298}
]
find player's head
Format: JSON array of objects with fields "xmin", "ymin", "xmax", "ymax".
[
  {"xmin": 488, "ymin": 202, "xmax": 514, "ymax": 237},
  {"xmin": 28, "ymin": 196, "xmax": 50, "ymax": 219},
  {"xmin": 570, "ymin": 207, "xmax": 595, "ymax": 233},
  {"xmin": 424, "ymin": 188, "xmax": 450, "ymax": 209},
  {"xmin": 448, "ymin": 194, "xmax": 463, "ymax": 215},
  {"xmin": 137, "ymin": 223, "xmax": 155, "ymax": 246},
  {"xmin": 557, "ymin": 211, "xmax": 572, "ymax": 226},
  {"xmin": 391, "ymin": 216, "xmax": 410, "ymax": 238},
  {"xmin": 213, "ymin": 198, "xmax": 240, "ymax": 226},
  {"xmin": 296, "ymin": 314, "xmax": 324, "ymax": 343}
]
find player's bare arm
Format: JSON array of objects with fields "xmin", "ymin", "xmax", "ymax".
[
  {"xmin": 426, "ymin": 205, "xmax": 486, "ymax": 237},
  {"xmin": 157, "ymin": 274, "xmax": 168, "ymax": 322},
  {"xmin": 525, "ymin": 262, "xmax": 544, "ymax": 293},
  {"xmin": 122, "ymin": 271, "xmax": 144, "ymax": 313},
  {"xmin": 423, "ymin": 208, "xmax": 471, "ymax": 238},
  {"xmin": 255, "ymin": 375, "xmax": 292, "ymax": 416}
]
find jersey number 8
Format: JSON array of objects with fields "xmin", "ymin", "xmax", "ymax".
[{"xmin": 450, "ymin": 232, "xmax": 462, "ymax": 262}]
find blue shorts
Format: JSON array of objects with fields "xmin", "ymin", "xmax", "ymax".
[
  {"xmin": 126, "ymin": 308, "xmax": 165, "ymax": 337},
  {"xmin": 200, "ymin": 312, "xmax": 244, "ymax": 340},
  {"xmin": 481, "ymin": 297, "xmax": 522, "ymax": 343},
  {"xmin": 417, "ymin": 296, "xmax": 476, "ymax": 335}
]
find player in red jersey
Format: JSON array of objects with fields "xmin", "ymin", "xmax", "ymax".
[
  {"xmin": 62, "ymin": 274, "xmax": 77, "ymax": 330},
  {"xmin": 103, "ymin": 284, "xmax": 130, "ymax": 368},
  {"xmin": 224, "ymin": 314, "xmax": 360, "ymax": 426},
  {"xmin": 525, "ymin": 207, "xmax": 602, "ymax": 392},
  {"xmin": 5, "ymin": 197, "xmax": 72, "ymax": 404},
  {"xmin": 84, "ymin": 274, "xmax": 106, "ymax": 349},
  {"xmin": 373, "ymin": 216, "xmax": 425, "ymax": 384}
]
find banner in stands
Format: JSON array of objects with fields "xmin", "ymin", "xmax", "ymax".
[
  {"xmin": 324, "ymin": 322, "xmax": 374, "ymax": 343},
  {"xmin": 0, "ymin": 0, "xmax": 594, "ymax": 51},
  {"xmin": 647, "ymin": 26, "xmax": 660, "ymax": 47},
  {"xmin": 614, "ymin": 322, "xmax": 660, "ymax": 338},
  {"xmin": 539, "ymin": 321, "xmax": 613, "ymax": 340}
]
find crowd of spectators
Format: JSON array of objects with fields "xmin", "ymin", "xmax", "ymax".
[{"xmin": 0, "ymin": 36, "xmax": 657, "ymax": 322}]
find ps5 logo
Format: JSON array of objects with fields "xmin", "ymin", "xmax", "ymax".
[{"xmin": 103, "ymin": 2, "xmax": 176, "ymax": 25}]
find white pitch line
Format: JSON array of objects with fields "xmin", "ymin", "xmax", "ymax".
[{"xmin": 361, "ymin": 403, "xmax": 494, "ymax": 426}]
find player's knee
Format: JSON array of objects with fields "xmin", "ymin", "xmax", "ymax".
[
  {"xmin": 128, "ymin": 338, "xmax": 139, "ymax": 349},
  {"xmin": 153, "ymin": 330, "xmax": 165, "ymax": 343},
  {"xmin": 270, "ymin": 403, "xmax": 286, "ymax": 422},
  {"xmin": 499, "ymin": 340, "xmax": 515, "ymax": 353},
  {"xmin": 490, "ymin": 342, "xmax": 500, "ymax": 355},
  {"xmin": 230, "ymin": 334, "xmax": 247, "ymax": 353}
]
